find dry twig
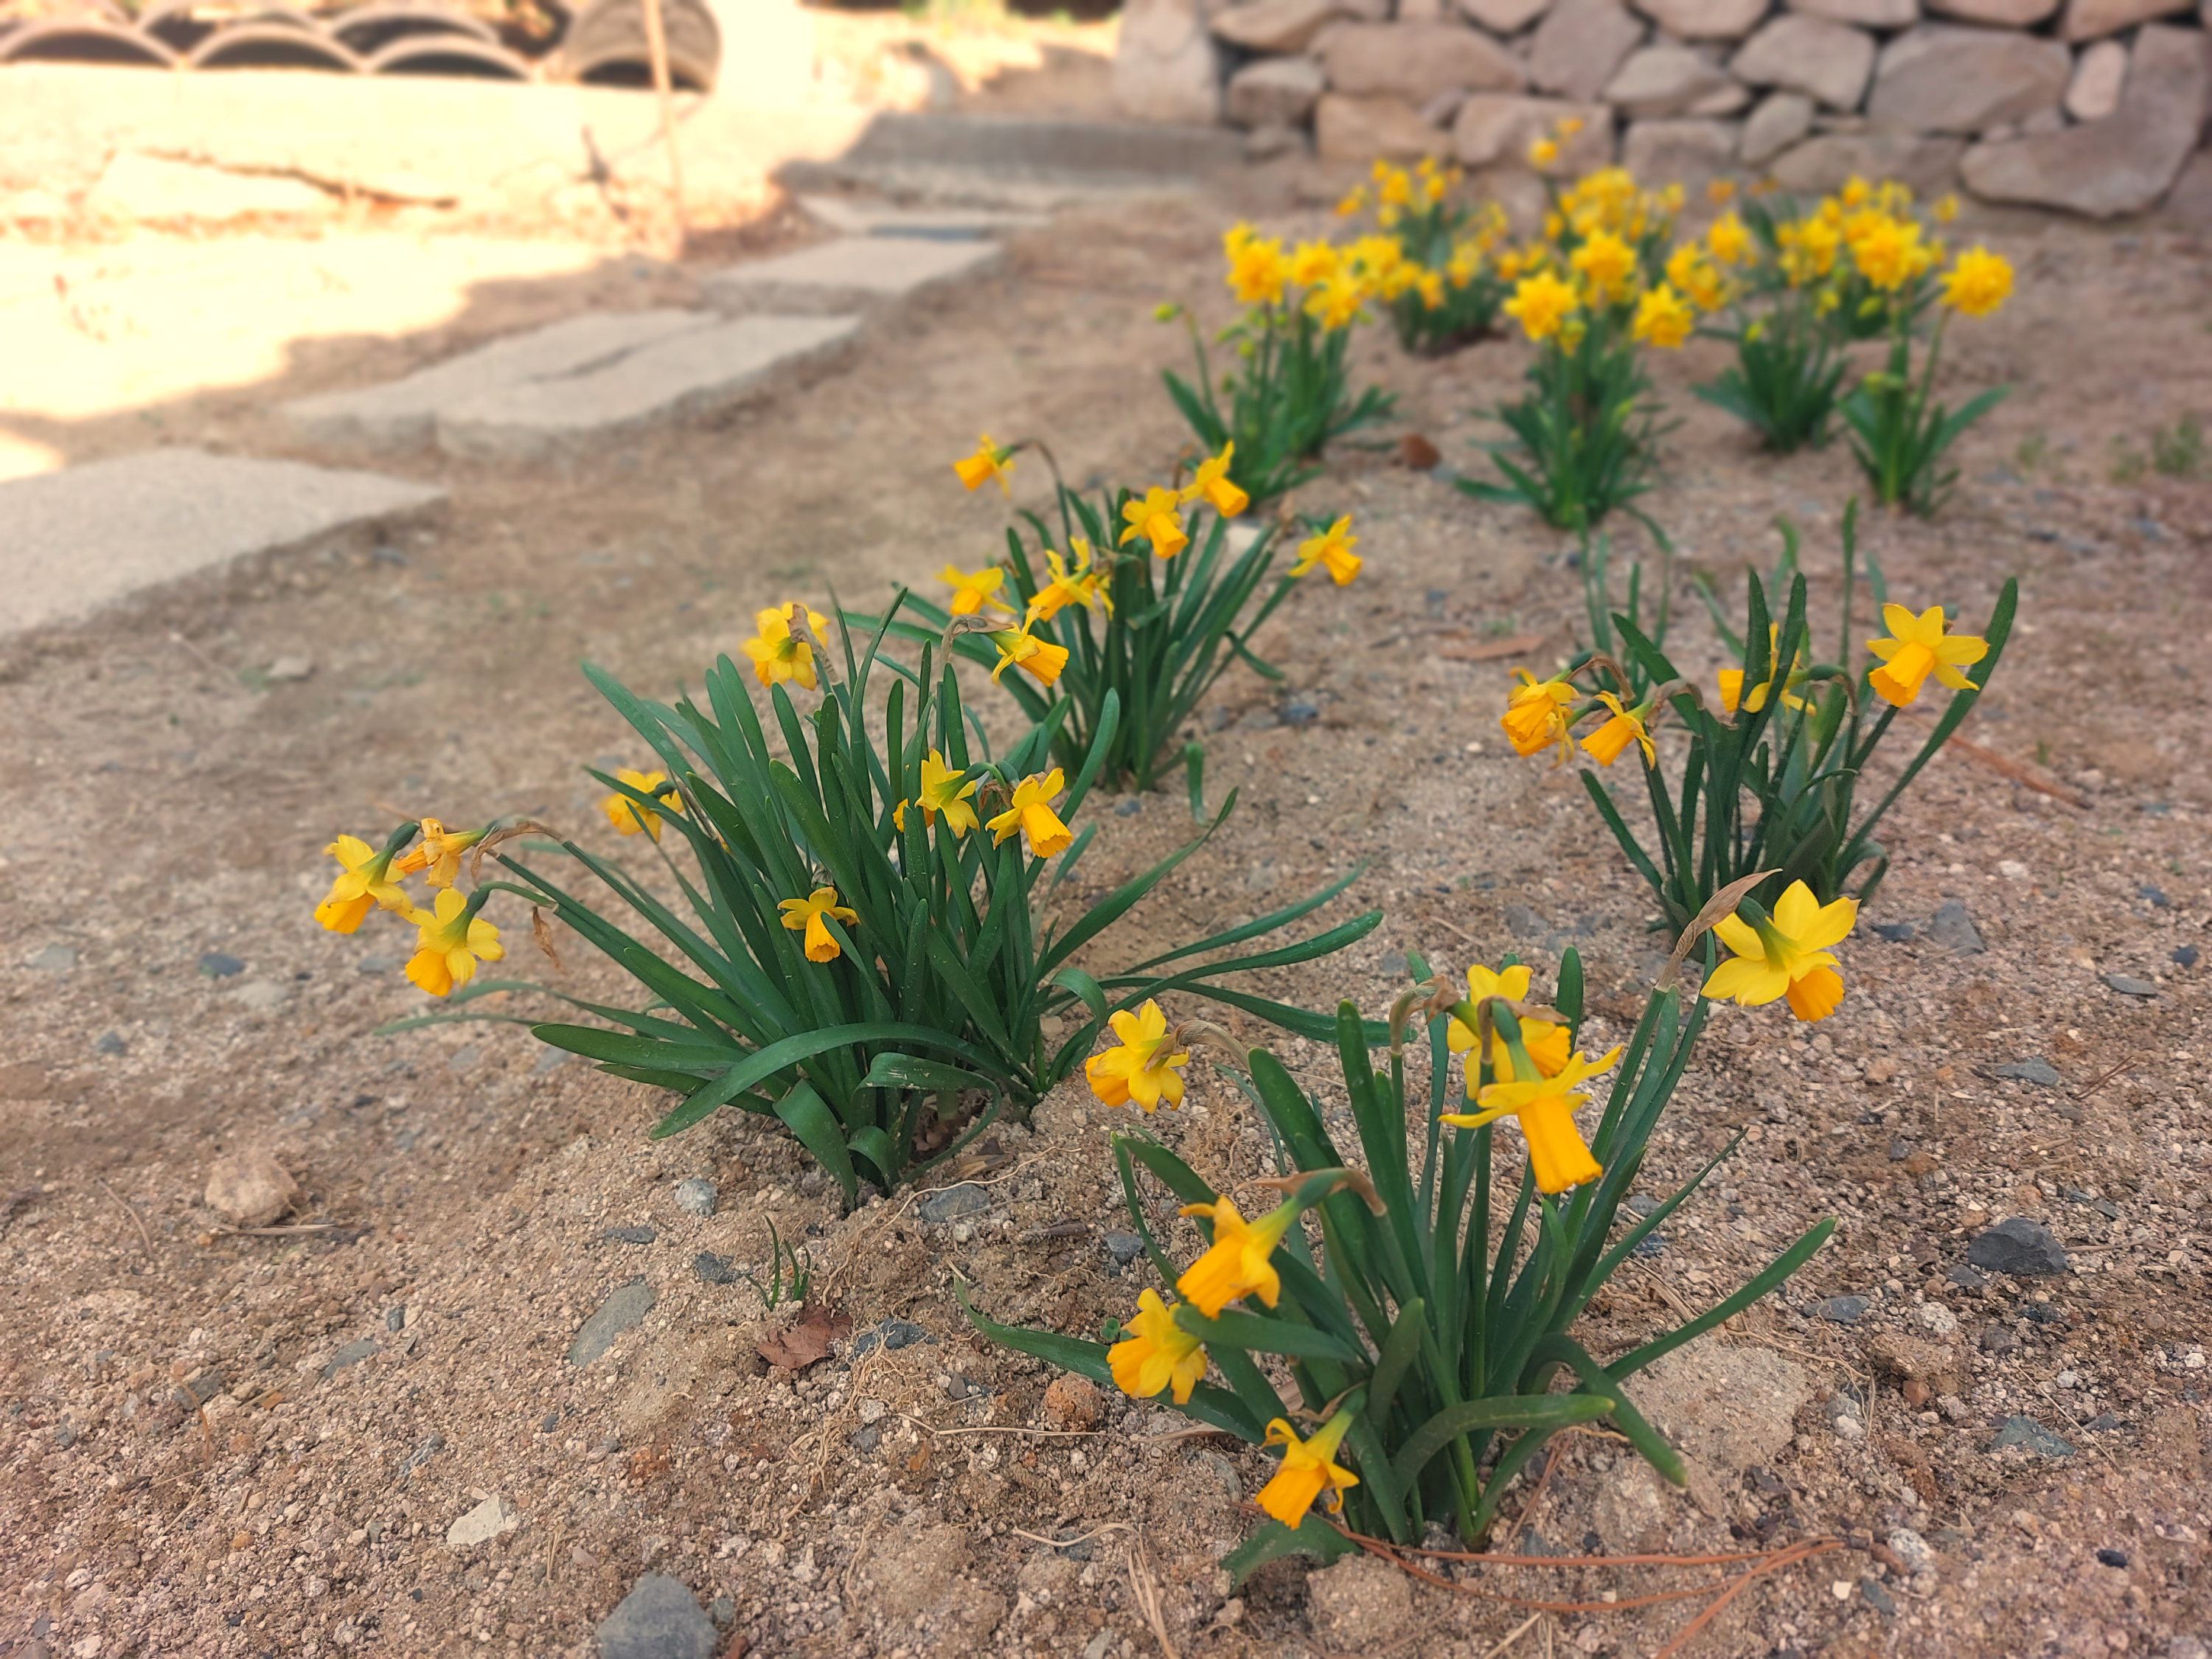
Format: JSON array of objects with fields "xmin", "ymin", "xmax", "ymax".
[
  {"xmin": 97, "ymin": 1178, "xmax": 156, "ymax": 1258},
  {"xmin": 1124, "ymin": 1534, "xmax": 1180, "ymax": 1659}
]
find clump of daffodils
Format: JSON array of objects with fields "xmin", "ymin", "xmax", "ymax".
[{"xmin": 1336, "ymin": 156, "xmax": 1512, "ymax": 353}]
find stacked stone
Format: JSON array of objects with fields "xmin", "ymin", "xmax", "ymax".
[{"xmin": 1110, "ymin": 0, "xmax": 2212, "ymax": 215}]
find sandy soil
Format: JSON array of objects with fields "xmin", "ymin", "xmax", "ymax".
[{"xmin": 0, "ymin": 158, "xmax": 2209, "ymax": 1659}]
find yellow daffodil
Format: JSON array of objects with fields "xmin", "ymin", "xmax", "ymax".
[
  {"xmin": 1290, "ymin": 515, "xmax": 1360, "ymax": 585},
  {"xmin": 1631, "ymin": 282, "xmax": 1694, "ymax": 349},
  {"xmin": 1706, "ymin": 211, "xmax": 1752, "ymax": 267},
  {"xmin": 1707, "ymin": 178, "xmax": 1737, "ymax": 205},
  {"xmin": 778, "ymin": 885, "xmax": 858, "ymax": 964},
  {"xmin": 1108, "ymin": 1289, "xmax": 1207, "ymax": 1404},
  {"xmin": 1557, "ymin": 117, "xmax": 1585, "ymax": 138},
  {"xmin": 1085, "ymin": 998, "xmax": 1190, "ymax": 1112},
  {"xmin": 1026, "ymin": 538, "xmax": 1107, "ymax": 624},
  {"xmin": 1118, "ymin": 486, "xmax": 1189, "ymax": 560},
  {"xmin": 1528, "ymin": 136, "xmax": 1560, "ymax": 168},
  {"xmin": 1501, "ymin": 668, "xmax": 1577, "ymax": 761},
  {"xmin": 1444, "ymin": 963, "xmax": 1571, "ymax": 1082},
  {"xmin": 1718, "ymin": 624, "xmax": 1808, "ymax": 715},
  {"xmin": 1183, "ymin": 443, "xmax": 1249, "ymax": 518},
  {"xmin": 1290, "ymin": 239, "xmax": 1340, "ymax": 287},
  {"xmin": 403, "ymin": 887, "xmax": 504, "ymax": 998},
  {"xmin": 1569, "ymin": 231, "xmax": 1636, "ymax": 305},
  {"xmin": 1579, "ymin": 692, "xmax": 1657, "ymax": 768},
  {"xmin": 1703, "ymin": 880, "xmax": 1857, "ymax": 1023},
  {"xmin": 986, "ymin": 624, "xmax": 1070, "ymax": 687},
  {"xmin": 1503, "ymin": 271, "xmax": 1578, "ymax": 344},
  {"xmin": 940, "ymin": 562, "xmax": 1014, "ymax": 616},
  {"xmin": 1865, "ymin": 602, "xmax": 1986, "ymax": 708},
  {"xmin": 1441, "ymin": 1046, "xmax": 1621, "ymax": 1194},
  {"xmin": 313, "ymin": 832, "xmax": 412, "ymax": 933},
  {"xmin": 1258, "ymin": 1412, "xmax": 1360, "ymax": 1529},
  {"xmin": 986, "ymin": 768, "xmax": 1073, "ymax": 858},
  {"xmin": 1932, "ymin": 193, "xmax": 1959, "ymax": 223},
  {"xmin": 392, "ymin": 816, "xmax": 487, "ymax": 889},
  {"xmin": 1175, "ymin": 1194, "xmax": 1299, "ymax": 1316},
  {"xmin": 1226, "ymin": 232, "xmax": 1292, "ymax": 307},
  {"xmin": 893, "ymin": 749, "xmax": 979, "ymax": 837},
  {"xmin": 600, "ymin": 768, "xmax": 678, "ymax": 841},
  {"xmin": 1304, "ymin": 271, "xmax": 1364, "ymax": 330},
  {"xmin": 1375, "ymin": 163, "xmax": 1412, "ymax": 208},
  {"xmin": 744, "ymin": 602, "xmax": 830, "ymax": 691},
  {"xmin": 1335, "ymin": 185, "xmax": 1366, "ymax": 218},
  {"xmin": 1941, "ymin": 246, "xmax": 2011, "ymax": 319},
  {"xmin": 1846, "ymin": 212, "xmax": 1925, "ymax": 293},
  {"xmin": 953, "ymin": 434, "xmax": 1015, "ymax": 495}
]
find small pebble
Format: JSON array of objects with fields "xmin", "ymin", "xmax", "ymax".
[
  {"xmin": 1860, "ymin": 1578, "xmax": 1896, "ymax": 1615},
  {"xmin": 198, "ymin": 951, "xmax": 246, "ymax": 978},
  {"xmin": 1102, "ymin": 1232, "xmax": 1144, "ymax": 1265},
  {"xmin": 599, "ymin": 1225, "xmax": 658, "ymax": 1245},
  {"xmin": 93, "ymin": 1032, "xmax": 126, "ymax": 1056},
  {"xmin": 1873, "ymin": 922, "xmax": 1915, "ymax": 943},
  {"xmin": 2138, "ymin": 883, "xmax": 2169, "ymax": 908},
  {"xmin": 2096, "ymin": 1548, "xmax": 2129, "ymax": 1568},
  {"xmin": 2055, "ymin": 1368, "xmax": 2080, "ymax": 1389},
  {"xmin": 673, "ymin": 1178, "xmax": 717, "ymax": 1217},
  {"xmin": 917, "ymin": 1183, "xmax": 990, "ymax": 1223},
  {"xmin": 1113, "ymin": 799, "xmax": 1142, "ymax": 817},
  {"xmin": 1992, "ymin": 1057, "xmax": 2061, "ymax": 1088},
  {"xmin": 2175, "ymin": 945, "xmax": 2200, "ymax": 969},
  {"xmin": 692, "ymin": 1252, "xmax": 739, "ymax": 1286},
  {"xmin": 385, "ymin": 1307, "xmax": 407, "ymax": 1332},
  {"xmin": 1834, "ymin": 1416, "xmax": 1865, "ymax": 1441},
  {"xmin": 1818, "ymin": 1295, "xmax": 1868, "ymax": 1325},
  {"xmin": 2102, "ymin": 973, "xmax": 2158, "ymax": 998}
]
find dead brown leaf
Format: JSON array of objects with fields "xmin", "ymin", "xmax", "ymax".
[
  {"xmin": 1437, "ymin": 632, "xmax": 1547, "ymax": 663},
  {"xmin": 755, "ymin": 1300, "xmax": 853, "ymax": 1371}
]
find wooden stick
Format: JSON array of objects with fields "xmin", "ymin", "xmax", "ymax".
[{"xmin": 638, "ymin": 0, "xmax": 686, "ymax": 248}]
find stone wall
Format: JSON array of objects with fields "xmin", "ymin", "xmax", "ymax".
[{"xmin": 1111, "ymin": 0, "xmax": 2212, "ymax": 215}]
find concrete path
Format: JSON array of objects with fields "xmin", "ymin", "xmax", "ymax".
[
  {"xmin": 702, "ymin": 235, "xmax": 1004, "ymax": 315},
  {"xmin": 0, "ymin": 449, "xmax": 442, "ymax": 637}
]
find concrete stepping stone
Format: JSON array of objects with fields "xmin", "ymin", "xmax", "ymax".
[
  {"xmin": 278, "ymin": 308, "xmax": 713, "ymax": 451},
  {"xmin": 435, "ymin": 313, "xmax": 859, "ymax": 462},
  {"xmin": 795, "ymin": 192, "xmax": 1045, "ymax": 240},
  {"xmin": 703, "ymin": 235, "xmax": 1003, "ymax": 316},
  {"xmin": 0, "ymin": 448, "xmax": 442, "ymax": 638}
]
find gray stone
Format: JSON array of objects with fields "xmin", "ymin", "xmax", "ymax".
[
  {"xmin": 848, "ymin": 1318, "xmax": 931, "ymax": 1360},
  {"xmin": 711, "ymin": 1594, "xmax": 736, "ymax": 1627},
  {"xmin": 1966, "ymin": 1217, "xmax": 2070, "ymax": 1276},
  {"xmin": 1868, "ymin": 27, "xmax": 2070, "ymax": 135},
  {"xmin": 1453, "ymin": 96, "xmax": 1613, "ymax": 169},
  {"xmin": 1690, "ymin": 80, "xmax": 1753, "ymax": 114},
  {"xmin": 87, "ymin": 151, "xmax": 333, "ymax": 222},
  {"xmin": 1992, "ymin": 1057, "xmax": 2062, "ymax": 1088},
  {"xmin": 1112, "ymin": 0, "xmax": 1224, "ymax": 123},
  {"xmin": 1320, "ymin": 21, "xmax": 1526, "ymax": 105},
  {"xmin": 1862, "ymin": 1578, "xmax": 1898, "ymax": 1615},
  {"xmin": 1963, "ymin": 24, "xmax": 2208, "ymax": 216},
  {"xmin": 706, "ymin": 237, "xmax": 1002, "ymax": 316},
  {"xmin": 281, "ymin": 310, "xmax": 708, "ymax": 450},
  {"xmin": 917, "ymin": 1183, "xmax": 990, "ymax": 1222},
  {"xmin": 1741, "ymin": 90, "xmax": 1815, "ymax": 163},
  {"xmin": 446, "ymin": 1495, "xmax": 521, "ymax": 1549},
  {"xmin": 1605, "ymin": 46, "xmax": 1736, "ymax": 116},
  {"xmin": 1104, "ymin": 1231, "xmax": 1145, "ymax": 1265},
  {"xmin": 358, "ymin": 953, "xmax": 402, "ymax": 975},
  {"xmin": 1631, "ymin": 0, "xmax": 1767, "ymax": 38},
  {"xmin": 1458, "ymin": 0, "xmax": 1554, "ymax": 28},
  {"xmin": 24, "ymin": 943, "xmax": 75, "ymax": 971},
  {"xmin": 1930, "ymin": 0, "xmax": 2056, "ymax": 19},
  {"xmin": 673, "ymin": 1178, "xmax": 717, "ymax": 1217},
  {"xmin": 1531, "ymin": 0, "xmax": 1646, "ymax": 101},
  {"xmin": 1621, "ymin": 117, "xmax": 1740, "ymax": 184},
  {"xmin": 2061, "ymin": 0, "xmax": 2191, "ymax": 38},
  {"xmin": 2066, "ymin": 38, "xmax": 2128, "ymax": 121},
  {"xmin": 1244, "ymin": 123, "xmax": 1307, "ymax": 161},
  {"xmin": 234, "ymin": 978, "xmax": 290, "ymax": 1012},
  {"xmin": 445, "ymin": 1045, "xmax": 480, "ymax": 1072},
  {"xmin": 599, "ymin": 1225, "xmax": 658, "ymax": 1245},
  {"xmin": 93, "ymin": 1032, "xmax": 127, "ymax": 1057},
  {"xmin": 1226, "ymin": 55, "xmax": 1327, "ymax": 129},
  {"xmin": 386, "ymin": 1306, "xmax": 408, "ymax": 1332},
  {"xmin": 794, "ymin": 195, "xmax": 1044, "ymax": 240},
  {"xmin": 1630, "ymin": 1340, "xmax": 1809, "ymax": 1470},
  {"xmin": 692, "ymin": 1251, "xmax": 739, "ymax": 1285},
  {"xmin": 1420, "ymin": 87, "xmax": 1473, "ymax": 128},
  {"xmin": 1731, "ymin": 15, "xmax": 1876, "ymax": 109},
  {"xmin": 1317, "ymin": 93, "xmax": 1453, "ymax": 159},
  {"xmin": 437, "ymin": 314, "xmax": 861, "ymax": 463},
  {"xmin": 263, "ymin": 653, "xmax": 313, "ymax": 682},
  {"xmin": 1925, "ymin": 899, "xmax": 1986, "ymax": 954},
  {"xmin": 597, "ymin": 1574, "xmax": 717, "ymax": 1659},
  {"xmin": 204, "ymin": 1150, "xmax": 300, "ymax": 1228},
  {"xmin": 1819, "ymin": 1295, "xmax": 1869, "ymax": 1324},
  {"xmin": 0, "ymin": 451, "xmax": 443, "ymax": 639},
  {"xmin": 568, "ymin": 1280, "xmax": 655, "ymax": 1366},
  {"xmin": 2103, "ymin": 973, "xmax": 2159, "ymax": 997},
  {"xmin": 1992, "ymin": 1416, "xmax": 2074, "ymax": 1458},
  {"xmin": 321, "ymin": 1338, "xmax": 381, "ymax": 1379},
  {"xmin": 1789, "ymin": 0, "xmax": 1916, "ymax": 26},
  {"xmin": 1209, "ymin": 0, "xmax": 1350, "ymax": 51}
]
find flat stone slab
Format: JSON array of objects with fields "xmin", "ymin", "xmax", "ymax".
[
  {"xmin": 796, "ymin": 192, "xmax": 1046, "ymax": 240},
  {"xmin": 0, "ymin": 448, "xmax": 442, "ymax": 638},
  {"xmin": 278, "ymin": 309, "xmax": 712, "ymax": 451},
  {"xmin": 435, "ymin": 313, "xmax": 859, "ymax": 462},
  {"xmin": 703, "ymin": 236, "xmax": 1003, "ymax": 316}
]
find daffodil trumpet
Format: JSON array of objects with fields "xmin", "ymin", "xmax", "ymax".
[{"xmin": 1444, "ymin": 995, "xmax": 1570, "ymax": 1088}]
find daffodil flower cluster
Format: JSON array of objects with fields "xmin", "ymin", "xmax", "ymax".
[
  {"xmin": 967, "ymin": 947, "xmax": 1837, "ymax": 1577},
  {"xmin": 310, "ymin": 818, "xmax": 507, "ymax": 997},
  {"xmin": 1336, "ymin": 156, "xmax": 1512, "ymax": 353}
]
